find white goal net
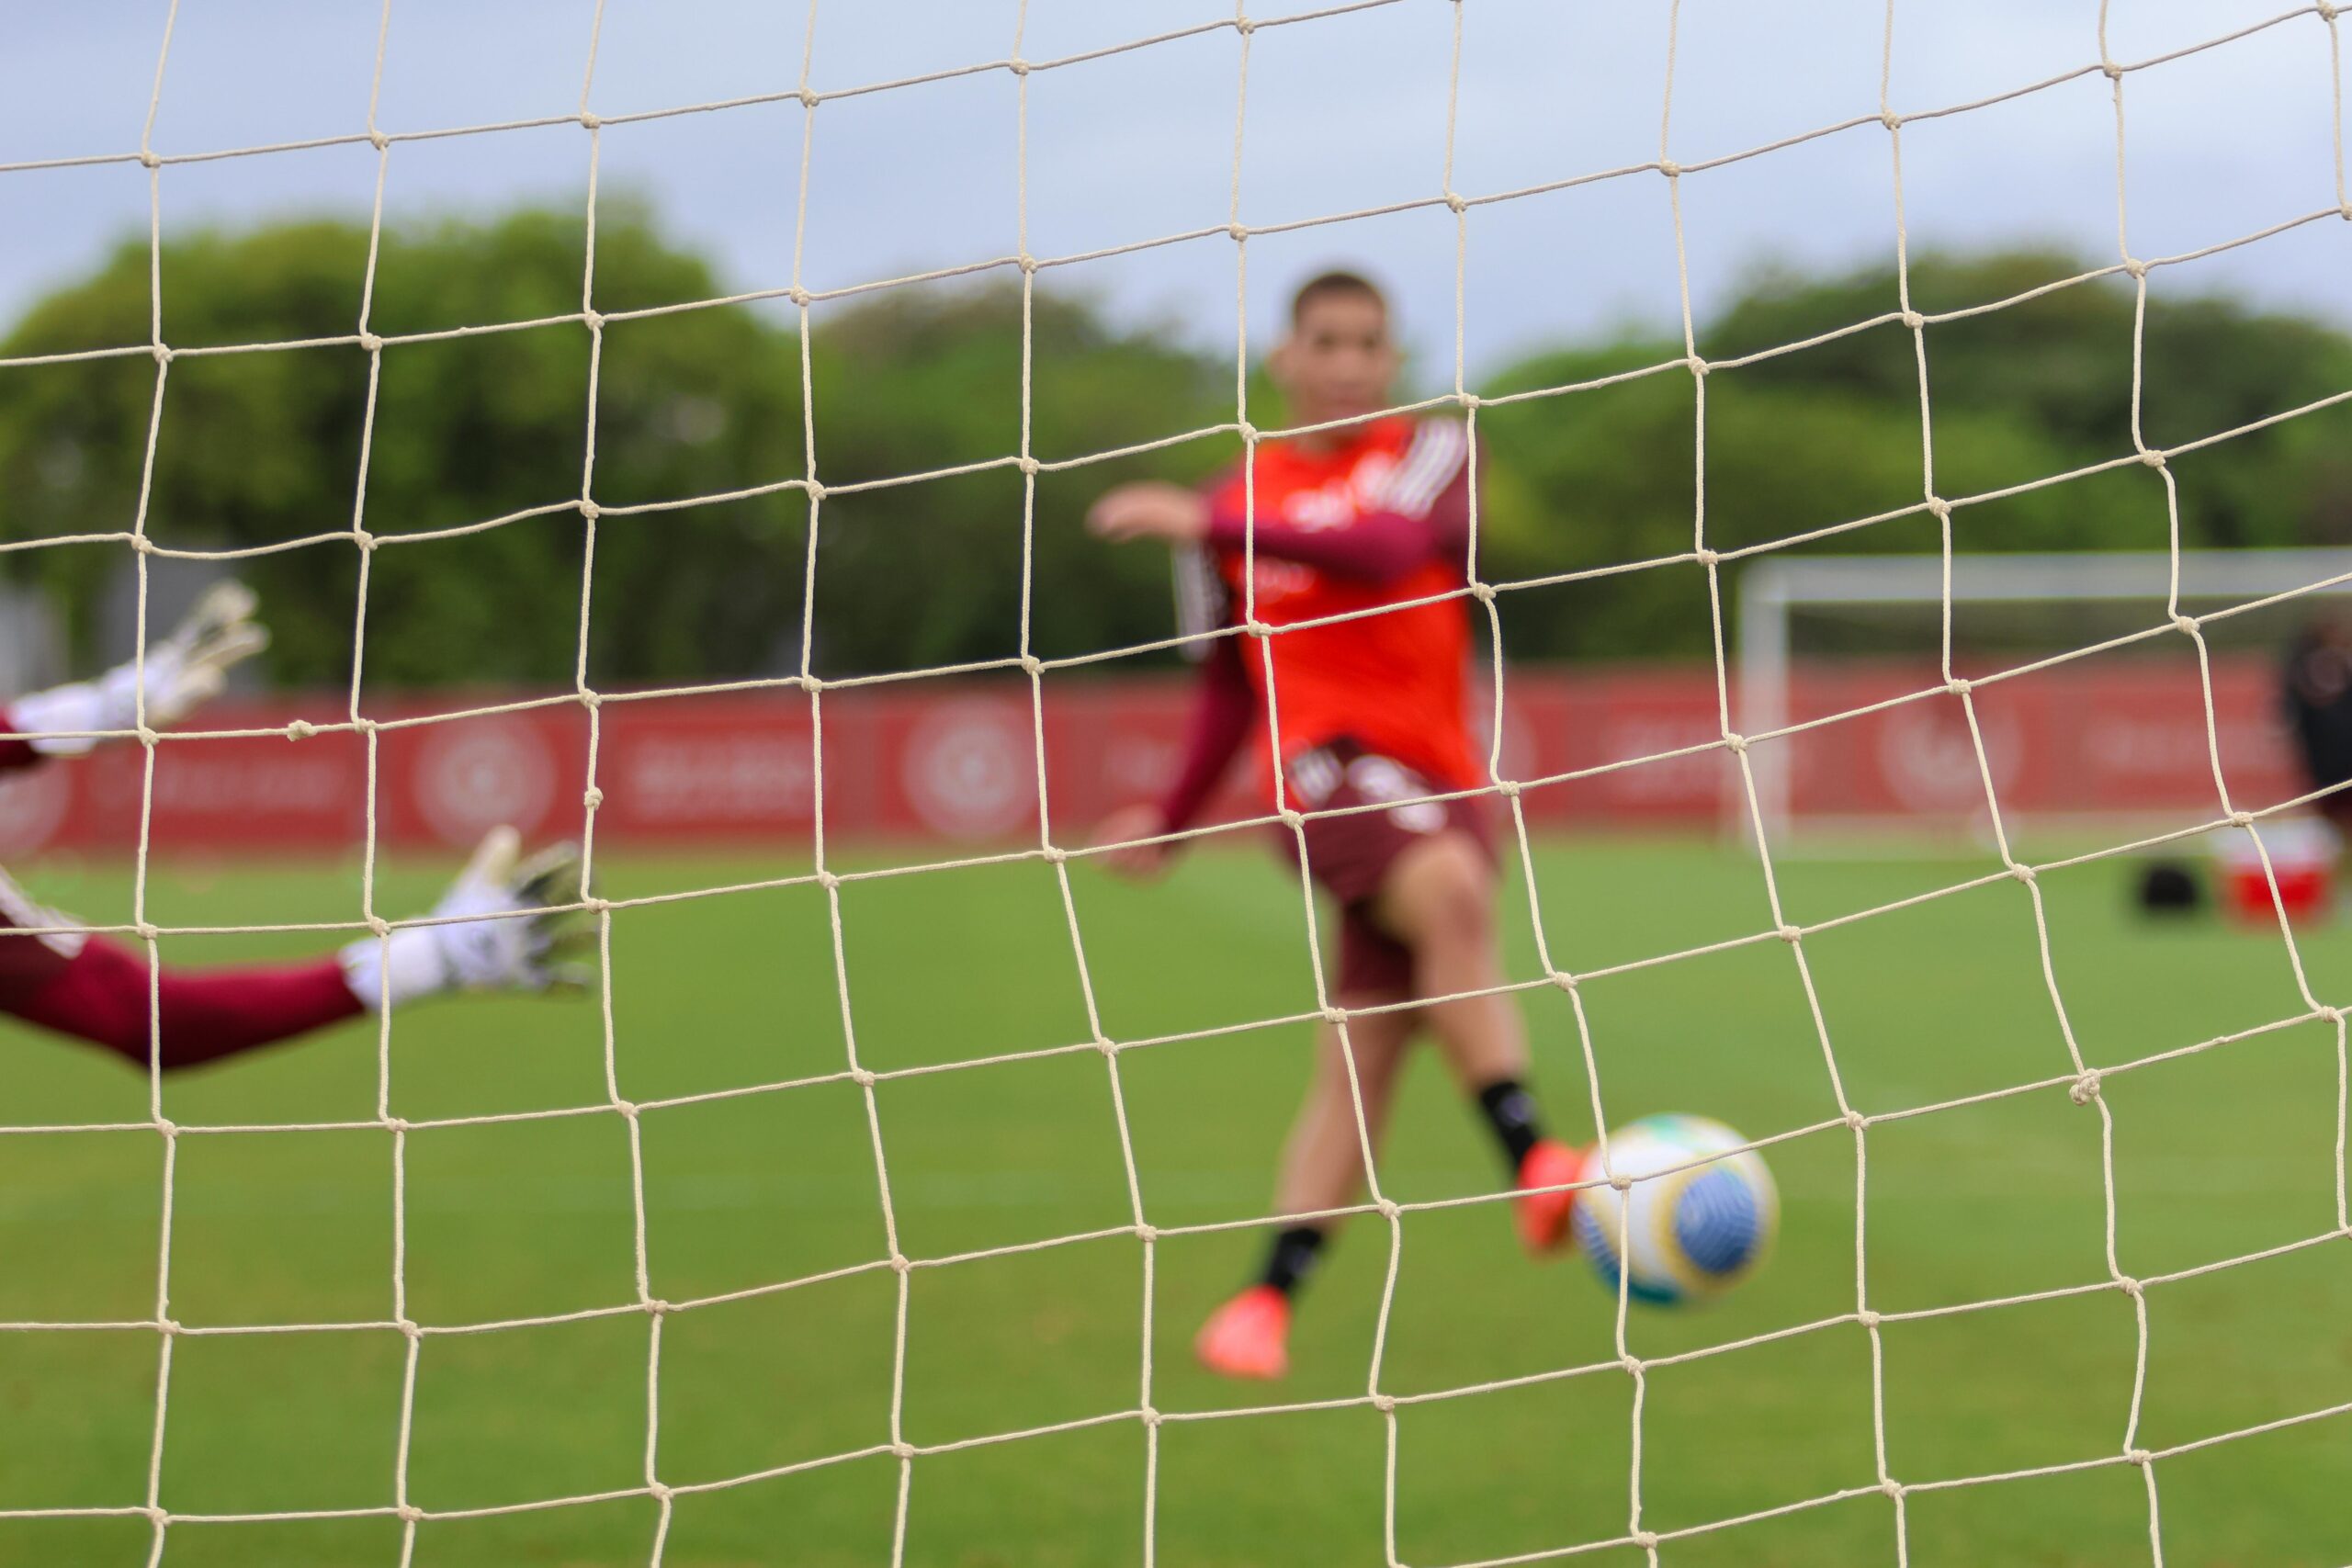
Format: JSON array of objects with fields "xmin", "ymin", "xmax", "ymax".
[{"xmin": 0, "ymin": 3, "xmax": 2347, "ymax": 1566}]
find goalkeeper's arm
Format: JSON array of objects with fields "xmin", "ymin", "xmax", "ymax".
[{"xmin": 0, "ymin": 581, "xmax": 268, "ymax": 769}]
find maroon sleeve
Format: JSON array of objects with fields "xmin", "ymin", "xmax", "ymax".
[
  {"xmin": 10, "ymin": 937, "xmax": 362, "ymax": 1072},
  {"xmin": 0, "ymin": 709, "xmax": 45, "ymax": 773},
  {"xmin": 1155, "ymin": 634, "xmax": 1256, "ymax": 833},
  {"xmin": 1204, "ymin": 432, "xmax": 1476, "ymax": 585}
]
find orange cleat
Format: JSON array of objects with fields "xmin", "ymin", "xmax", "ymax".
[
  {"xmin": 1515, "ymin": 1138, "xmax": 1586, "ymax": 1256},
  {"xmin": 1194, "ymin": 1284, "xmax": 1292, "ymax": 1381}
]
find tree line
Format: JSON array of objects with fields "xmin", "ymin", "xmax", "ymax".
[{"xmin": 2, "ymin": 204, "xmax": 2346, "ymax": 686}]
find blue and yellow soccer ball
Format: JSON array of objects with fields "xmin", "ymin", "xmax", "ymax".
[{"xmin": 1572, "ymin": 1113, "xmax": 1778, "ymax": 1306}]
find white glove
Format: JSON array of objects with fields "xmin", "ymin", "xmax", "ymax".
[
  {"xmin": 11, "ymin": 581, "xmax": 269, "ymax": 755},
  {"xmin": 340, "ymin": 828, "xmax": 594, "ymax": 1010}
]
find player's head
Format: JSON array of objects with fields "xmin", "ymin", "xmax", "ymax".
[{"xmin": 1272, "ymin": 269, "xmax": 1397, "ymax": 428}]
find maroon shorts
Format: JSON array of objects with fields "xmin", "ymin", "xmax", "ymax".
[{"xmin": 1273, "ymin": 739, "xmax": 1493, "ymax": 1001}]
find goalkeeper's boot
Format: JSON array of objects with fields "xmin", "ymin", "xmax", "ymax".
[
  {"xmin": 1194, "ymin": 1284, "xmax": 1291, "ymax": 1382},
  {"xmin": 339, "ymin": 828, "xmax": 594, "ymax": 1009},
  {"xmin": 1514, "ymin": 1138, "xmax": 1586, "ymax": 1257}
]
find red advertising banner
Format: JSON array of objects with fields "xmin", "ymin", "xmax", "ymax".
[{"xmin": 0, "ymin": 659, "xmax": 2303, "ymax": 858}]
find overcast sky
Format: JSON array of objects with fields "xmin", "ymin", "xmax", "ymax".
[{"xmin": 0, "ymin": 0, "xmax": 2344, "ymax": 376}]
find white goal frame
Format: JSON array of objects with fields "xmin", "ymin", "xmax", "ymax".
[{"xmin": 1736, "ymin": 547, "xmax": 2352, "ymax": 843}]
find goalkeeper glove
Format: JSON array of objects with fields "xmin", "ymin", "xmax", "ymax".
[
  {"xmin": 10, "ymin": 581, "xmax": 269, "ymax": 754},
  {"xmin": 340, "ymin": 827, "xmax": 596, "ymax": 1010}
]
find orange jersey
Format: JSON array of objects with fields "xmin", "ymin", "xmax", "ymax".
[{"xmin": 1190, "ymin": 416, "xmax": 1481, "ymax": 796}]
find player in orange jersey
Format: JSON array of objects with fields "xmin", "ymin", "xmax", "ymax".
[{"xmin": 1087, "ymin": 271, "xmax": 1584, "ymax": 1380}]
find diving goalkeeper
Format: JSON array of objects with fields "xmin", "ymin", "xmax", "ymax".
[
  {"xmin": 1086, "ymin": 271, "xmax": 1583, "ymax": 1381},
  {"xmin": 0, "ymin": 583, "xmax": 589, "ymax": 1073}
]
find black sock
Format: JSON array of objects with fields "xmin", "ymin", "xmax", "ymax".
[
  {"xmin": 1258, "ymin": 1225, "xmax": 1329, "ymax": 1298},
  {"xmin": 1475, "ymin": 1077, "xmax": 1545, "ymax": 1170}
]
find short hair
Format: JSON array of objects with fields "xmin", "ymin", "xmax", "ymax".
[{"xmin": 1289, "ymin": 269, "xmax": 1388, "ymax": 328}]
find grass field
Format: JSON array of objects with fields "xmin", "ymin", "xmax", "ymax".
[{"xmin": 0, "ymin": 833, "xmax": 2346, "ymax": 1568}]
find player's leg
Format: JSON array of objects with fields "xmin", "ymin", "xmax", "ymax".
[
  {"xmin": 1373, "ymin": 827, "xmax": 1584, "ymax": 1253},
  {"xmin": 1196, "ymin": 972, "xmax": 1416, "ymax": 1382}
]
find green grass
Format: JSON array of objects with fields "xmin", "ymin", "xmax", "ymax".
[{"xmin": 0, "ymin": 835, "xmax": 2346, "ymax": 1567}]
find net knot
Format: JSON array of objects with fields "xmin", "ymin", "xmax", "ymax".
[
  {"xmin": 1549, "ymin": 969, "xmax": 1579, "ymax": 992},
  {"xmin": 1631, "ymin": 1529, "xmax": 1660, "ymax": 1551},
  {"xmin": 1467, "ymin": 580, "xmax": 1497, "ymax": 604},
  {"xmin": 1018, "ymin": 653, "xmax": 1044, "ymax": 675},
  {"xmin": 396, "ymin": 1502, "xmax": 426, "ymax": 1523},
  {"xmin": 646, "ymin": 1480, "xmax": 675, "ymax": 1502},
  {"xmin": 1900, "ymin": 310, "xmax": 1926, "ymax": 332},
  {"xmin": 134, "ymin": 724, "xmax": 160, "ymax": 749},
  {"xmin": 1370, "ymin": 1392, "xmax": 1398, "ymax": 1413},
  {"xmin": 2137, "ymin": 447, "xmax": 2165, "ymax": 468},
  {"xmin": 153, "ymin": 1116, "xmax": 178, "ymax": 1138},
  {"xmin": 577, "ymin": 688, "xmax": 604, "ymax": 709},
  {"xmin": 1016, "ymin": 455, "xmax": 1041, "ymax": 477},
  {"xmin": 2169, "ymin": 612, "xmax": 2199, "ymax": 636},
  {"xmin": 2228, "ymin": 809, "xmax": 2254, "ymax": 828},
  {"xmin": 1856, "ymin": 1308, "xmax": 1883, "ymax": 1328},
  {"xmin": 1017, "ymin": 253, "xmax": 1040, "ymax": 276},
  {"xmin": 786, "ymin": 286, "xmax": 812, "ymax": 308},
  {"xmin": 151, "ymin": 342, "xmax": 175, "ymax": 365},
  {"xmin": 1134, "ymin": 1222, "xmax": 1159, "ymax": 1243},
  {"xmin": 2101, "ymin": 60, "xmax": 2125, "ymax": 80},
  {"xmin": 396, "ymin": 1317, "xmax": 421, "ymax": 1340},
  {"xmin": 1777, "ymin": 922, "xmax": 1804, "ymax": 943},
  {"xmin": 582, "ymin": 786, "xmax": 605, "ymax": 810},
  {"xmin": 2069, "ymin": 1068, "xmax": 2103, "ymax": 1105},
  {"xmin": 888, "ymin": 1252, "xmax": 911, "ymax": 1275},
  {"xmin": 367, "ymin": 914, "xmax": 392, "ymax": 938},
  {"xmin": 352, "ymin": 526, "xmax": 379, "ymax": 552},
  {"xmin": 141, "ymin": 1505, "xmax": 171, "ymax": 1525},
  {"xmin": 1040, "ymin": 843, "xmax": 1069, "ymax": 864},
  {"xmin": 1092, "ymin": 1033, "xmax": 1119, "ymax": 1056},
  {"xmin": 1693, "ymin": 546, "xmax": 1720, "ymax": 567},
  {"xmin": 1608, "ymin": 1170, "xmax": 1633, "ymax": 1191},
  {"xmin": 1233, "ymin": 16, "xmax": 1260, "ymax": 36},
  {"xmin": 797, "ymin": 89, "xmax": 820, "ymax": 110},
  {"xmin": 285, "ymin": 719, "xmax": 316, "ymax": 740},
  {"xmin": 368, "ymin": 130, "xmax": 390, "ymax": 152},
  {"xmin": 802, "ymin": 479, "xmax": 828, "ymax": 502},
  {"xmin": 644, "ymin": 1297, "xmax": 674, "ymax": 1316},
  {"xmin": 1006, "ymin": 57, "xmax": 1031, "ymax": 77},
  {"xmin": 582, "ymin": 309, "xmax": 606, "ymax": 332},
  {"xmin": 139, "ymin": 149, "xmax": 161, "ymax": 170},
  {"xmin": 1879, "ymin": 1476, "xmax": 1905, "ymax": 1499},
  {"xmin": 578, "ymin": 111, "xmax": 603, "ymax": 130},
  {"xmin": 1879, "ymin": 108, "xmax": 1903, "ymax": 131},
  {"xmin": 2122, "ymin": 256, "xmax": 2148, "ymax": 279},
  {"xmin": 1443, "ymin": 191, "xmax": 1467, "ymax": 214},
  {"xmin": 849, "ymin": 1066, "xmax": 876, "ymax": 1088},
  {"xmin": 2125, "ymin": 1447, "xmax": 2153, "ymax": 1467},
  {"xmin": 1317, "ymin": 1004, "xmax": 1347, "ymax": 1025},
  {"xmin": 613, "ymin": 1099, "xmax": 640, "ymax": 1121},
  {"xmin": 1276, "ymin": 807, "xmax": 1305, "ymax": 832},
  {"xmin": 157, "ymin": 1317, "xmax": 182, "ymax": 1337},
  {"xmin": 357, "ymin": 331, "xmax": 384, "ymax": 353},
  {"xmin": 383, "ymin": 1116, "xmax": 412, "ymax": 1134},
  {"xmin": 2115, "ymin": 1275, "xmax": 2143, "ymax": 1299},
  {"xmin": 2318, "ymin": 1004, "xmax": 2345, "ymax": 1025},
  {"xmin": 2009, "ymin": 863, "xmax": 2037, "ymax": 884},
  {"xmin": 134, "ymin": 919, "xmax": 162, "ymax": 942},
  {"xmin": 1374, "ymin": 1196, "xmax": 1402, "ymax": 1220},
  {"xmin": 1685, "ymin": 355, "xmax": 1710, "ymax": 379},
  {"xmin": 890, "ymin": 1439, "xmax": 918, "ymax": 1459},
  {"xmin": 1926, "ymin": 495, "xmax": 1952, "ymax": 519},
  {"xmin": 1493, "ymin": 777, "xmax": 1521, "ymax": 799},
  {"xmin": 1655, "ymin": 158, "xmax": 1681, "ymax": 178},
  {"xmin": 1843, "ymin": 1109, "xmax": 1869, "ymax": 1131},
  {"xmin": 2322, "ymin": 2, "xmax": 2343, "ymax": 21},
  {"xmin": 1944, "ymin": 675, "xmax": 1972, "ymax": 697},
  {"xmin": 1721, "ymin": 731, "xmax": 1747, "ymax": 754},
  {"xmin": 1226, "ymin": 221, "xmax": 1249, "ymax": 243}
]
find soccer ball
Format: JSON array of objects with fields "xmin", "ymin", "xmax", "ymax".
[{"xmin": 1572, "ymin": 1113, "xmax": 1778, "ymax": 1306}]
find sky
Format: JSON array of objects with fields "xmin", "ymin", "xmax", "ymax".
[{"xmin": 0, "ymin": 0, "xmax": 2345, "ymax": 376}]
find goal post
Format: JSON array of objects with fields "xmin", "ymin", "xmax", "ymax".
[{"xmin": 1736, "ymin": 547, "xmax": 2352, "ymax": 845}]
